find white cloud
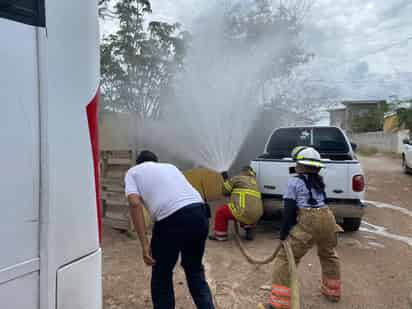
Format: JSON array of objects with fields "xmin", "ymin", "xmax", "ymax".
[
  {"xmin": 305, "ymin": 0, "xmax": 412, "ymax": 73},
  {"xmin": 103, "ymin": 0, "xmax": 412, "ymax": 101},
  {"xmin": 149, "ymin": 0, "xmax": 411, "ymax": 74}
]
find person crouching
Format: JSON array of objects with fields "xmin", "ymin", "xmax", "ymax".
[{"xmin": 209, "ymin": 166, "xmax": 263, "ymax": 241}]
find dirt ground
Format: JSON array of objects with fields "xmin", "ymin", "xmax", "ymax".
[{"xmin": 102, "ymin": 154, "xmax": 412, "ymax": 309}]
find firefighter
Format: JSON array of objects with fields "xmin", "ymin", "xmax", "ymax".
[
  {"xmin": 264, "ymin": 146, "xmax": 343, "ymax": 309},
  {"xmin": 209, "ymin": 166, "xmax": 263, "ymax": 241}
]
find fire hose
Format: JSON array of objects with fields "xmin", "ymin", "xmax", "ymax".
[
  {"xmin": 233, "ymin": 222, "xmax": 300, "ymax": 309},
  {"xmin": 199, "ymin": 181, "xmax": 299, "ymax": 308}
]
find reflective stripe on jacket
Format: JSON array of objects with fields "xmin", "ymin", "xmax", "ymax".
[{"xmin": 223, "ymin": 175, "xmax": 263, "ymax": 224}]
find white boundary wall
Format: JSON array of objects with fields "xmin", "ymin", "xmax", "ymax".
[{"xmin": 348, "ymin": 130, "xmax": 409, "ymax": 154}]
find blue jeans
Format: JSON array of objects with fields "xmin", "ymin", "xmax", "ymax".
[{"xmin": 150, "ymin": 203, "xmax": 215, "ymax": 309}]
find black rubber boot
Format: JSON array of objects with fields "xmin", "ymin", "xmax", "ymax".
[{"xmin": 244, "ymin": 227, "xmax": 256, "ymax": 241}]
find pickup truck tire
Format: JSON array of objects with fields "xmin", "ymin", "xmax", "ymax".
[{"xmin": 341, "ymin": 217, "xmax": 362, "ymax": 232}]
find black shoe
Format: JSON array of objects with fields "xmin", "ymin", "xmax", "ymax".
[{"xmin": 244, "ymin": 228, "xmax": 256, "ymax": 241}]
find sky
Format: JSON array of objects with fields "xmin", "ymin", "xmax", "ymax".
[
  {"xmin": 148, "ymin": 0, "xmax": 412, "ymax": 72},
  {"xmin": 101, "ymin": 0, "xmax": 412, "ymax": 105},
  {"xmin": 144, "ymin": 0, "xmax": 412, "ymax": 101},
  {"xmin": 304, "ymin": 0, "xmax": 412, "ymax": 74}
]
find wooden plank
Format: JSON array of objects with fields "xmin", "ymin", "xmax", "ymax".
[
  {"xmin": 101, "ymin": 184, "xmax": 124, "ymax": 192},
  {"xmin": 99, "ymin": 149, "xmax": 136, "ymax": 232}
]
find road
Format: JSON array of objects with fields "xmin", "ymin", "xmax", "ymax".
[{"xmin": 102, "ymin": 154, "xmax": 412, "ymax": 309}]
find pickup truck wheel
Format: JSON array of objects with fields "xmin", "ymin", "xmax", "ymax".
[{"xmin": 341, "ymin": 217, "xmax": 362, "ymax": 232}]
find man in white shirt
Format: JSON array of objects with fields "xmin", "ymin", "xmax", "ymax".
[{"xmin": 125, "ymin": 150, "xmax": 215, "ymax": 309}]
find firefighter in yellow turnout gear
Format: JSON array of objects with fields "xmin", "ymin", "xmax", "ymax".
[
  {"xmin": 263, "ymin": 147, "xmax": 343, "ymax": 309},
  {"xmin": 209, "ymin": 166, "xmax": 263, "ymax": 241}
]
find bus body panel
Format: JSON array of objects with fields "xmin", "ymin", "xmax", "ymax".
[
  {"xmin": 43, "ymin": 0, "xmax": 100, "ymax": 262},
  {"xmin": 0, "ymin": 1, "xmax": 101, "ymax": 308},
  {"xmin": 40, "ymin": 1, "xmax": 101, "ymax": 308},
  {"xmin": 0, "ymin": 18, "xmax": 40, "ymax": 309},
  {"xmin": 0, "ymin": 272, "xmax": 39, "ymax": 309},
  {"xmin": 40, "ymin": 0, "xmax": 101, "ymax": 309},
  {"xmin": 57, "ymin": 249, "xmax": 102, "ymax": 309}
]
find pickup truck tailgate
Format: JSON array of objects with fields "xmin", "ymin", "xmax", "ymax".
[
  {"xmin": 252, "ymin": 160, "xmax": 291, "ymax": 197},
  {"xmin": 321, "ymin": 161, "xmax": 350, "ymax": 199},
  {"xmin": 252, "ymin": 159, "xmax": 357, "ymax": 199}
]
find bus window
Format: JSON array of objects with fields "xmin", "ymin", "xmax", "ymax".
[{"xmin": 0, "ymin": 0, "xmax": 45, "ymax": 27}]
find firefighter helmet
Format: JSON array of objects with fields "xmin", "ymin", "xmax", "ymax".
[{"xmin": 291, "ymin": 146, "xmax": 325, "ymax": 168}]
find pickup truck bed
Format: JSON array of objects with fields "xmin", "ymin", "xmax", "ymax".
[{"xmin": 251, "ymin": 126, "xmax": 366, "ymax": 231}]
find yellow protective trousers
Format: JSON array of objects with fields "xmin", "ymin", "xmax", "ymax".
[
  {"xmin": 270, "ymin": 207, "xmax": 342, "ymax": 308},
  {"xmin": 228, "ymin": 188, "xmax": 263, "ymax": 225}
]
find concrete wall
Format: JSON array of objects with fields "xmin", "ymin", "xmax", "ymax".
[
  {"xmin": 349, "ymin": 130, "xmax": 409, "ymax": 154},
  {"xmin": 99, "ymin": 112, "xmax": 194, "ymax": 169},
  {"xmin": 100, "ymin": 110, "xmax": 309, "ymax": 172},
  {"xmin": 99, "ymin": 112, "xmax": 140, "ymax": 150}
]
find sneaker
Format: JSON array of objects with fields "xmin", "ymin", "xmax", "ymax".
[{"xmin": 208, "ymin": 235, "xmax": 228, "ymax": 241}]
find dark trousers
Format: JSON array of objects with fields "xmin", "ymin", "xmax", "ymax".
[{"xmin": 151, "ymin": 203, "xmax": 215, "ymax": 309}]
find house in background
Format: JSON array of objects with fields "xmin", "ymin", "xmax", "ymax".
[
  {"xmin": 343, "ymin": 100, "xmax": 387, "ymax": 132},
  {"xmin": 329, "ymin": 100, "xmax": 387, "ymax": 132}
]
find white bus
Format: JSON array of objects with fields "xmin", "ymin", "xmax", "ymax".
[{"xmin": 0, "ymin": 1, "xmax": 102, "ymax": 308}]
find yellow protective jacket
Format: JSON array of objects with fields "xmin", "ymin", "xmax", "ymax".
[{"xmin": 223, "ymin": 174, "xmax": 263, "ymax": 225}]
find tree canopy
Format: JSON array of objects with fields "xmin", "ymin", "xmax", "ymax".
[
  {"xmin": 395, "ymin": 100, "xmax": 412, "ymax": 137},
  {"xmin": 100, "ymin": 0, "xmax": 188, "ymax": 118},
  {"xmin": 99, "ymin": 0, "xmax": 313, "ymax": 119}
]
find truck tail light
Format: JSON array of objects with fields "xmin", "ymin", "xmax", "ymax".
[{"xmin": 352, "ymin": 175, "xmax": 365, "ymax": 192}]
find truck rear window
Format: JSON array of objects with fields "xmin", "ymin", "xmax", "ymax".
[{"xmin": 264, "ymin": 127, "xmax": 350, "ymax": 160}]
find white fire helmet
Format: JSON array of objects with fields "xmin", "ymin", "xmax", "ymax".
[{"xmin": 291, "ymin": 146, "xmax": 325, "ymax": 168}]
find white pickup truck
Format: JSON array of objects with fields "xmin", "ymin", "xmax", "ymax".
[
  {"xmin": 251, "ymin": 126, "xmax": 366, "ymax": 231},
  {"xmin": 402, "ymin": 137, "xmax": 412, "ymax": 174}
]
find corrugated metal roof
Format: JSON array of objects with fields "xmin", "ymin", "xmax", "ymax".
[{"xmin": 327, "ymin": 107, "xmax": 346, "ymax": 112}]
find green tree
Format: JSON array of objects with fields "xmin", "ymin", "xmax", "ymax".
[
  {"xmin": 352, "ymin": 104, "xmax": 388, "ymax": 133},
  {"xmin": 100, "ymin": 0, "xmax": 188, "ymax": 118},
  {"xmin": 98, "ymin": 0, "xmax": 114, "ymax": 19}
]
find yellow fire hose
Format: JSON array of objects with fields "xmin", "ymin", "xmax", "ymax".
[{"xmin": 233, "ymin": 222, "xmax": 300, "ymax": 309}]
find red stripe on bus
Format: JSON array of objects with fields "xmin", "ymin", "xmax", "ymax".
[{"xmin": 86, "ymin": 89, "xmax": 102, "ymax": 243}]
